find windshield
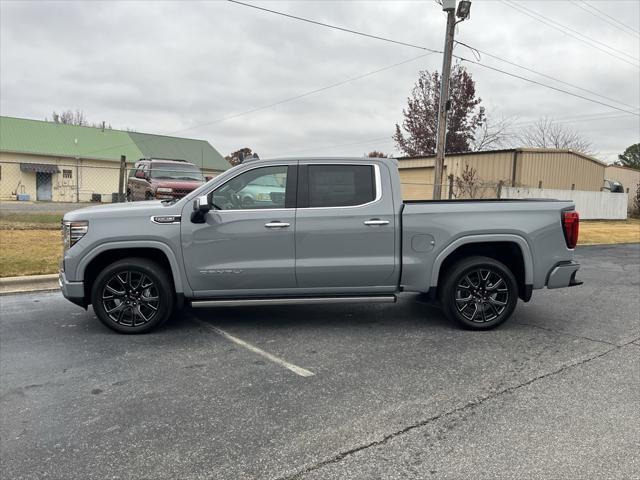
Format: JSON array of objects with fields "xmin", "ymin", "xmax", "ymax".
[{"xmin": 150, "ymin": 164, "xmax": 204, "ymax": 181}]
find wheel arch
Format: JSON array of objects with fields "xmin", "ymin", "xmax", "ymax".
[
  {"xmin": 431, "ymin": 235, "xmax": 533, "ymax": 301},
  {"xmin": 79, "ymin": 242, "xmax": 184, "ymax": 304}
]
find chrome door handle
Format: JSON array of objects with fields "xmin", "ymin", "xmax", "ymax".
[
  {"xmin": 265, "ymin": 221, "xmax": 290, "ymax": 229},
  {"xmin": 364, "ymin": 219, "xmax": 390, "ymax": 226}
]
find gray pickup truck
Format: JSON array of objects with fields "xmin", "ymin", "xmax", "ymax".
[{"xmin": 60, "ymin": 157, "xmax": 582, "ymax": 333}]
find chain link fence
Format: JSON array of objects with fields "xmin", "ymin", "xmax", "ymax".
[{"xmin": 1, "ymin": 160, "xmax": 128, "ymax": 208}]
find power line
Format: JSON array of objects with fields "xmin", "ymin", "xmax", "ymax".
[
  {"xmin": 570, "ymin": 1, "xmax": 640, "ymax": 39},
  {"xmin": 76, "ymin": 53, "xmax": 433, "ymax": 158},
  {"xmin": 276, "ymin": 136, "xmax": 394, "ymax": 156},
  {"xmin": 227, "ymin": 0, "xmax": 441, "ymax": 54},
  {"xmin": 456, "ymin": 54, "xmax": 639, "ymax": 116},
  {"xmin": 501, "ymin": 0, "xmax": 640, "ymax": 68},
  {"xmin": 228, "ymin": 0, "xmax": 639, "ymax": 116},
  {"xmin": 580, "ymin": 1, "xmax": 640, "ymax": 36},
  {"xmin": 455, "ymin": 41, "xmax": 639, "ymax": 111}
]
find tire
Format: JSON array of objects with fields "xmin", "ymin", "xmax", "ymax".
[
  {"xmin": 91, "ymin": 258, "xmax": 174, "ymax": 334},
  {"xmin": 440, "ymin": 256, "xmax": 518, "ymax": 330}
]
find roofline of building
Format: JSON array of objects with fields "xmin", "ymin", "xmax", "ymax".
[
  {"xmin": 0, "ymin": 148, "xmax": 138, "ymax": 164},
  {"xmin": 0, "ymin": 115, "xmax": 213, "ymax": 144},
  {"xmin": 604, "ymin": 163, "xmax": 640, "ymax": 172},
  {"xmin": 397, "ymin": 148, "xmax": 608, "ymax": 167}
]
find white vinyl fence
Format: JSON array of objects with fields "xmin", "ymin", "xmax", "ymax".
[{"xmin": 502, "ymin": 187, "xmax": 628, "ymax": 220}]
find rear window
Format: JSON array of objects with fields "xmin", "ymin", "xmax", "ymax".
[
  {"xmin": 150, "ymin": 163, "xmax": 203, "ymax": 181},
  {"xmin": 308, "ymin": 165, "xmax": 375, "ymax": 208}
]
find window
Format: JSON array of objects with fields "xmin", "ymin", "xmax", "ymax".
[
  {"xmin": 63, "ymin": 169, "xmax": 72, "ymax": 179},
  {"xmin": 212, "ymin": 166, "xmax": 288, "ymax": 210},
  {"xmin": 307, "ymin": 164, "xmax": 375, "ymax": 208}
]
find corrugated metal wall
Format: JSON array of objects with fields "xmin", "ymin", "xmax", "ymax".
[
  {"xmin": 399, "ymin": 167, "xmax": 439, "ymax": 200},
  {"xmin": 516, "ymin": 151, "xmax": 604, "ymax": 191},
  {"xmin": 397, "ymin": 149, "xmax": 608, "ymax": 200}
]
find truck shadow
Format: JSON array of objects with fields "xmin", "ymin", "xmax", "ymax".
[{"xmin": 171, "ymin": 294, "xmax": 455, "ymax": 332}]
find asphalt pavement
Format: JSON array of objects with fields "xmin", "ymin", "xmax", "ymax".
[{"xmin": 1, "ymin": 244, "xmax": 638, "ymax": 480}]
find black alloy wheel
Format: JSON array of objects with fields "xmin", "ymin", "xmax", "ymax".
[
  {"xmin": 441, "ymin": 256, "xmax": 518, "ymax": 330},
  {"xmin": 91, "ymin": 258, "xmax": 173, "ymax": 334}
]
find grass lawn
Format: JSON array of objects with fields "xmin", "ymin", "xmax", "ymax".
[
  {"xmin": 0, "ymin": 230, "xmax": 62, "ymax": 277},
  {"xmin": 0, "ymin": 214, "xmax": 638, "ymax": 278},
  {"xmin": 580, "ymin": 219, "xmax": 640, "ymax": 245}
]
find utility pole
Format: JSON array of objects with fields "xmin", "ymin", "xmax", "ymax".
[
  {"xmin": 433, "ymin": 0, "xmax": 472, "ymax": 200},
  {"xmin": 118, "ymin": 155, "xmax": 126, "ymax": 202}
]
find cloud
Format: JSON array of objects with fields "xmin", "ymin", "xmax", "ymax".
[{"xmin": 1, "ymin": 0, "xmax": 638, "ymax": 161}]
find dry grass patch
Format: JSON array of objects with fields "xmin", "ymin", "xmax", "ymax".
[
  {"xmin": 580, "ymin": 219, "xmax": 640, "ymax": 245},
  {"xmin": 0, "ymin": 230, "xmax": 62, "ymax": 277}
]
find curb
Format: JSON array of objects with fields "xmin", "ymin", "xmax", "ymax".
[{"xmin": 0, "ymin": 274, "xmax": 59, "ymax": 295}]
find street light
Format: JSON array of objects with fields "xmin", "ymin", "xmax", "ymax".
[{"xmin": 456, "ymin": 1, "xmax": 472, "ymax": 20}]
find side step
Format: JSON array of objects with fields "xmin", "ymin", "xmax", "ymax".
[{"xmin": 190, "ymin": 295, "xmax": 397, "ymax": 308}]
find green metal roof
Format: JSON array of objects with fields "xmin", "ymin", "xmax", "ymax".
[
  {"xmin": 0, "ymin": 116, "xmax": 229, "ymax": 171},
  {"xmin": 128, "ymin": 131, "xmax": 228, "ymax": 171}
]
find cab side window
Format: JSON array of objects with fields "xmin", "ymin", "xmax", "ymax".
[
  {"xmin": 307, "ymin": 165, "xmax": 375, "ymax": 208},
  {"xmin": 212, "ymin": 166, "xmax": 289, "ymax": 210}
]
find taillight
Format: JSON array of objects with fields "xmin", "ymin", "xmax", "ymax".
[{"xmin": 562, "ymin": 211, "xmax": 579, "ymax": 249}]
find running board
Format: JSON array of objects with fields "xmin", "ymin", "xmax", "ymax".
[{"xmin": 190, "ymin": 295, "xmax": 397, "ymax": 308}]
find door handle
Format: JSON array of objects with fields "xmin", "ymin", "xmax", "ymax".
[
  {"xmin": 265, "ymin": 221, "xmax": 290, "ymax": 229},
  {"xmin": 364, "ymin": 219, "xmax": 390, "ymax": 226}
]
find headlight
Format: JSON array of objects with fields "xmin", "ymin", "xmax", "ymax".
[
  {"xmin": 62, "ymin": 220, "xmax": 89, "ymax": 251},
  {"xmin": 255, "ymin": 193, "xmax": 271, "ymax": 201},
  {"xmin": 156, "ymin": 187, "xmax": 173, "ymax": 193}
]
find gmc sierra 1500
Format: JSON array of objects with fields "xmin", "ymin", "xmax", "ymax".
[{"xmin": 60, "ymin": 157, "xmax": 581, "ymax": 333}]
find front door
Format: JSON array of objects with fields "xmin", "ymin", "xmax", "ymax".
[
  {"xmin": 36, "ymin": 173, "xmax": 52, "ymax": 201},
  {"xmin": 295, "ymin": 162, "xmax": 397, "ymax": 289},
  {"xmin": 181, "ymin": 164, "xmax": 297, "ymax": 296}
]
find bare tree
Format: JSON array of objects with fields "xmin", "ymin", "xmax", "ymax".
[
  {"xmin": 517, "ymin": 117, "xmax": 593, "ymax": 155},
  {"xmin": 367, "ymin": 151, "xmax": 388, "ymax": 158},
  {"xmin": 453, "ymin": 164, "xmax": 483, "ymax": 199},
  {"xmin": 48, "ymin": 110, "xmax": 112, "ymax": 129},
  {"xmin": 470, "ymin": 115, "xmax": 514, "ymax": 151}
]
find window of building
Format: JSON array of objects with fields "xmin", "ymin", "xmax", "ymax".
[
  {"xmin": 63, "ymin": 169, "xmax": 73, "ymax": 179},
  {"xmin": 308, "ymin": 164, "xmax": 375, "ymax": 208}
]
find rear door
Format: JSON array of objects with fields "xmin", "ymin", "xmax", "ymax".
[{"xmin": 295, "ymin": 162, "xmax": 397, "ymax": 289}]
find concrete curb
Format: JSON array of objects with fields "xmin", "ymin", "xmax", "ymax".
[{"xmin": 0, "ymin": 274, "xmax": 59, "ymax": 295}]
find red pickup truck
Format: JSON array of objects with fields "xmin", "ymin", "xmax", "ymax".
[{"xmin": 127, "ymin": 158, "xmax": 206, "ymax": 201}]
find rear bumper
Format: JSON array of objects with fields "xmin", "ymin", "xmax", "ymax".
[
  {"xmin": 59, "ymin": 270, "xmax": 86, "ymax": 308},
  {"xmin": 546, "ymin": 261, "xmax": 582, "ymax": 289}
]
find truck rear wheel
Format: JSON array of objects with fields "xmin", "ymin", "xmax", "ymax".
[
  {"xmin": 440, "ymin": 256, "xmax": 518, "ymax": 330},
  {"xmin": 91, "ymin": 258, "xmax": 174, "ymax": 334}
]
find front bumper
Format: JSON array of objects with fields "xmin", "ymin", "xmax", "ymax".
[
  {"xmin": 59, "ymin": 270, "xmax": 86, "ymax": 308},
  {"xmin": 547, "ymin": 261, "xmax": 582, "ymax": 289}
]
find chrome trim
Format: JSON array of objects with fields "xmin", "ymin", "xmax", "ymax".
[
  {"xmin": 150, "ymin": 215, "xmax": 182, "ymax": 225},
  {"xmin": 264, "ymin": 222, "xmax": 290, "ymax": 228},
  {"xmin": 202, "ymin": 161, "xmax": 382, "ymax": 212},
  {"xmin": 190, "ymin": 295, "xmax": 397, "ymax": 308},
  {"xmin": 364, "ymin": 219, "xmax": 390, "ymax": 226}
]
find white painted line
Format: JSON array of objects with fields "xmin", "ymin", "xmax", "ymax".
[{"xmin": 195, "ymin": 320, "xmax": 315, "ymax": 377}]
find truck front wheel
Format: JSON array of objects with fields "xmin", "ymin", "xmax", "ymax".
[
  {"xmin": 440, "ymin": 256, "xmax": 518, "ymax": 330},
  {"xmin": 91, "ymin": 258, "xmax": 174, "ymax": 334}
]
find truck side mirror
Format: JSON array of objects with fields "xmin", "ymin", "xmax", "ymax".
[{"xmin": 191, "ymin": 195, "xmax": 211, "ymax": 223}]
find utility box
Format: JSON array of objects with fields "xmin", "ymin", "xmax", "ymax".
[{"xmin": 442, "ymin": 0, "xmax": 456, "ymax": 10}]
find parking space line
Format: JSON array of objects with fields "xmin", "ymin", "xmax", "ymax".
[{"xmin": 194, "ymin": 319, "xmax": 315, "ymax": 377}]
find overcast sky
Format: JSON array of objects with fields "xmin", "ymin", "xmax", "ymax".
[{"xmin": 1, "ymin": 0, "xmax": 639, "ymax": 163}]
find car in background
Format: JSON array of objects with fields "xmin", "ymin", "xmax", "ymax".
[{"xmin": 127, "ymin": 159, "xmax": 206, "ymax": 201}]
